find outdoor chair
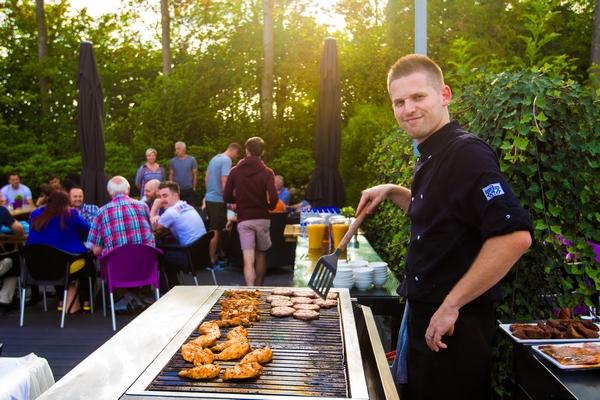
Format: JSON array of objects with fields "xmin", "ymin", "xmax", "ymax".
[
  {"xmin": 158, "ymin": 230, "xmax": 216, "ymax": 286},
  {"xmin": 97, "ymin": 244, "xmax": 163, "ymax": 331},
  {"xmin": 19, "ymin": 244, "xmax": 94, "ymax": 328}
]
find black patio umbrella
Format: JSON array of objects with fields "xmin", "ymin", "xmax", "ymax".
[
  {"xmin": 305, "ymin": 37, "xmax": 345, "ymax": 209},
  {"xmin": 77, "ymin": 41, "xmax": 110, "ymax": 207}
]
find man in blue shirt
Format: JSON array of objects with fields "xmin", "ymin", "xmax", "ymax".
[
  {"xmin": 169, "ymin": 142, "xmax": 198, "ymax": 206},
  {"xmin": 275, "ymin": 175, "xmax": 290, "ymax": 206},
  {"xmin": 204, "ymin": 143, "xmax": 242, "ymax": 266}
]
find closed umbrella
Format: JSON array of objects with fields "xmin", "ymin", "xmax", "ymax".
[
  {"xmin": 305, "ymin": 37, "xmax": 345, "ymax": 209},
  {"xmin": 77, "ymin": 41, "xmax": 110, "ymax": 207}
]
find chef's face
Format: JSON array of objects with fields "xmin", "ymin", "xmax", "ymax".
[
  {"xmin": 390, "ymin": 72, "xmax": 451, "ymax": 144},
  {"xmin": 159, "ymin": 187, "xmax": 179, "ymax": 209}
]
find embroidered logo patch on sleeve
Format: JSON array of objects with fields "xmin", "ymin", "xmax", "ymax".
[{"xmin": 482, "ymin": 183, "xmax": 505, "ymax": 201}]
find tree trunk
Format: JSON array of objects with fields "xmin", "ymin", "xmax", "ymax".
[
  {"xmin": 36, "ymin": 0, "xmax": 49, "ymax": 115},
  {"xmin": 161, "ymin": 0, "xmax": 172, "ymax": 76},
  {"xmin": 591, "ymin": 0, "xmax": 600, "ymax": 90},
  {"xmin": 261, "ymin": 0, "xmax": 274, "ymax": 144}
]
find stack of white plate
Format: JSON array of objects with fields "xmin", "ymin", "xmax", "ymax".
[
  {"xmin": 353, "ymin": 266, "xmax": 374, "ymax": 290},
  {"xmin": 348, "ymin": 259, "xmax": 368, "ymax": 269},
  {"xmin": 333, "ymin": 267, "xmax": 354, "ymax": 289},
  {"xmin": 368, "ymin": 261, "xmax": 389, "ymax": 288}
]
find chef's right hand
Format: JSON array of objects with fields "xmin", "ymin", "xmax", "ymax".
[{"xmin": 356, "ymin": 184, "xmax": 393, "ymax": 216}]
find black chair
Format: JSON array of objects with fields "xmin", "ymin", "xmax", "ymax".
[
  {"xmin": 19, "ymin": 244, "xmax": 94, "ymax": 328},
  {"xmin": 158, "ymin": 230, "xmax": 216, "ymax": 286}
]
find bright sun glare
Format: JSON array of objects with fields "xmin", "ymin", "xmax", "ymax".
[{"xmin": 69, "ymin": 0, "xmax": 346, "ymax": 34}]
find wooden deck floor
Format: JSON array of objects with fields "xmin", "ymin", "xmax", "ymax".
[{"xmin": 0, "ymin": 265, "xmax": 294, "ymax": 381}]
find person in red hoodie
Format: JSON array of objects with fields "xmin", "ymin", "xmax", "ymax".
[{"xmin": 223, "ymin": 137, "xmax": 278, "ymax": 285}]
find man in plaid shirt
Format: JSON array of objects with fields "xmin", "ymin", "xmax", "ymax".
[{"xmin": 88, "ymin": 176, "xmax": 155, "ymax": 256}]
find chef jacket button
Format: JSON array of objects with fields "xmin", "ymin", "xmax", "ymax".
[
  {"xmin": 417, "ymin": 235, "xmax": 421, "ymax": 240},
  {"xmin": 404, "ymin": 274, "xmax": 407, "ymax": 279},
  {"xmin": 415, "ymin": 276, "xmax": 419, "ymax": 281},
  {"xmin": 428, "ymin": 155, "xmax": 432, "ymax": 159},
  {"xmin": 417, "ymin": 157, "xmax": 420, "ymax": 162},
  {"xmin": 506, "ymin": 214, "xmax": 511, "ymax": 219},
  {"xmin": 420, "ymin": 194, "xmax": 424, "ymax": 199},
  {"xmin": 411, "ymin": 197, "xmax": 414, "ymax": 201}
]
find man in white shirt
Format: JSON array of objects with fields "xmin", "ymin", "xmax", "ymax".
[
  {"xmin": 152, "ymin": 181, "xmax": 206, "ymax": 290},
  {"xmin": 1, "ymin": 173, "xmax": 33, "ymax": 207}
]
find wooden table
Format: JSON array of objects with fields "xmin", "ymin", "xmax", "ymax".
[
  {"xmin": 0, "ymin": 233, "xmax": 27, "ymax": 244},
  {"xmin": 9, "ymin": 204, "xmax": 34, "ymax": 221},
  {"xmin": 292, "ymin": 233, "xmax": 404, "ymax": 350}
]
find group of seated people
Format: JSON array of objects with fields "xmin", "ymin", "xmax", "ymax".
[
  {"xmin": 0, "ymin": 170, "xmax": 311, "ymax": 315},
  {"xmin": 0, "ymin": 171, "xmax": 211, "ymax": 314}
]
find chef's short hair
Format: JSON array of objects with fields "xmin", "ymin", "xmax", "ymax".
[{"xmin": 387, "ymin": 54, "xmax": 445, "ymax": 94}]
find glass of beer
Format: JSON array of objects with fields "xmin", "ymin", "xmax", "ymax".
[
  {"xmin": 330, "ymin": 217, "xmax": 350, "ymax": 250},
  {"xmin": 306, "ymin": 217, "xmax": 326, "ymax": 250}
]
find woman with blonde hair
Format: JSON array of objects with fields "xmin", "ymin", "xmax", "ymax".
[{"xmin": 135, "ymin": 148, "xmax": 166, "ymax": 191}]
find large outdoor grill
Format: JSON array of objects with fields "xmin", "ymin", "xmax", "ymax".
[
  {"xmin": 123, "ymin": 288, "xmax": 373, "ymax": 399},
  {"xmin": 36, "ymin": 286, "xmax": 397, "ymax": 400}
]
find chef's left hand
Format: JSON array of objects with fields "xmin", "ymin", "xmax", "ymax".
[{"xmin": 425, "ymin": 303, "xmax": 459, "ymax": 352}]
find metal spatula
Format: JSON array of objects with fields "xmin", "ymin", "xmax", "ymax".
[{"xmin": 308, "ymin": 206, "xmax": 369, "ymax": 299}]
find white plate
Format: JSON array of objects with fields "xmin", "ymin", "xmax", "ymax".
[
  {"xmin": 499, "ymin": 323, "xmax": 600, "ymax": 344},
  {"xmin": 532, "ymin": 343, "xmax": 600, "ymax": 370}
]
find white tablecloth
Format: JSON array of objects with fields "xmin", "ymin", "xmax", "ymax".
[{"xmin": 0, "ymin": 353, "xmax": 54, "ymax": 400}]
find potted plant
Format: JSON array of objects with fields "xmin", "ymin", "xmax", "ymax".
[{"xmin": 13, "ymin": 194, "xmax": 24, "ymax": 209}]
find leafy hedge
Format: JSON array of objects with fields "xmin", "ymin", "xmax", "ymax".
[{"xmin": 363, "ymin": 68, "xmax": 600, "ymax": 396}]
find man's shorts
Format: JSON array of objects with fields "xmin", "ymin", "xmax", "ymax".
[
  {"xmin": 237, "ymin": 219, "xmax": 271, "ymax": 252},
  {"xmin": 205, "ymin": 201, "xmax": 227, "ymax": 231}
]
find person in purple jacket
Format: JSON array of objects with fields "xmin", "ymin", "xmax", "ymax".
[{"xmin": 223, "ymin": 137, "xmax": 278, "ymax": 286}]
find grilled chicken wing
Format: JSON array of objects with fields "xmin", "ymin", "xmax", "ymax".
[
  {"xmin": 226, "ymin": 325, "xmax": 248, "ymax": 341},
  {"xmin": 214, "ymin": 341, "xmax": 251, "ymax": 360},
  {"xmin": 181, "ymin": 341, "xmax": 204, "ymax": 363},
  {"xmin": 178, "ymin": 363, "xmax": 221, "ymax": 380},
  {"xmin": 211, "ymin": 338, "xmax": 245, "ymax": 352},
  {"xmin": 198, "ymin": 321, "xmax": 221, "ymax": 339},
  {"xmin": 193, "ymin": 348, "xmax": 215, "ymax": 366},
  {"xmin": 223, "ymin": 362, "xmax": 263, "ymax": 380},
  {"xmin": 240, "ymin": 346, "xmax": 273, "ymax": 364},
  {"xmin": 191, "ymin": 333, "xmax": 218, "ymax": 349}
]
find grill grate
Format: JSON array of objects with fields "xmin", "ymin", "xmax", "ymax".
[{"xmin": 146, "ymin": 290, "xmax": 350, "ymax": 398}]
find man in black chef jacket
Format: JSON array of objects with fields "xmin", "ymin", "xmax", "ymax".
[{"xmin": 356, "ymin": 54, "xmax": 533, "ymax": 399}]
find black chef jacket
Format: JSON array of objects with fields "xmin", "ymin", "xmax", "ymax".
[{"xmin": 398, "ymin": 120, "xmax": 533, "ymax": 304}]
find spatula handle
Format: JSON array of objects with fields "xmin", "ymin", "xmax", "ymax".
[{"xmin": 336, "ymin": 204, "xmax": 369, "ymax": 252}]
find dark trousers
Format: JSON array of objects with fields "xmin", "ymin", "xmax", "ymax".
[
  {"xmin": 180, "ymin": 188, "xmax": 196, "ymax": 206},
  {"xmin": 405, "ymin": 301, "xmax": 495, "ymax": 400}
]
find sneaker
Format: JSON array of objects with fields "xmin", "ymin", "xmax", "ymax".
[
  {"xmin": 112, "ymin": 297, "xmax": 132, "ymax": 314},
  {"xmin": 211, "ymin": 264, "xmax": 226, "ymax": 271},
  {"xmin": 125, "ymin": 292, "xmax": 145, "ymax": 313}
]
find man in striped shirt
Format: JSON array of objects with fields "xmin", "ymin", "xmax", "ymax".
[{"xmin": 88, "ymin": 176, "xmax": 155, "ymax": 256}]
